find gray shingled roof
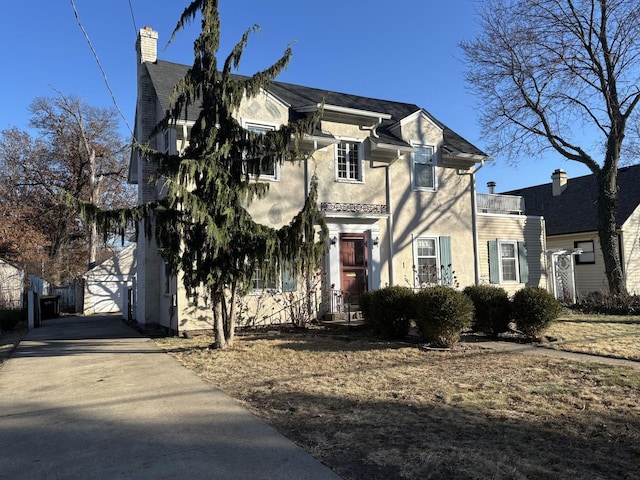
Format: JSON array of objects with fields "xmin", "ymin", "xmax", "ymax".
[
  {"xmin": 504, "ymin": 164, "xmax": 640, "ymax": 235},
  {"xmin": 145, "ymin": 59, "xmax": 488, "ymax": 158}
]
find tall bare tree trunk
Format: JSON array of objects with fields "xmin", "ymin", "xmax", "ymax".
[{"xmin": 598, "ymin": 160, "xmax": 627, "ymax": 295}]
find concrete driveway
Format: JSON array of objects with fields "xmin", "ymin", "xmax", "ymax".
[{"xmin": 0, "ymin": 315, "xmax": 341, "ymax": 479}]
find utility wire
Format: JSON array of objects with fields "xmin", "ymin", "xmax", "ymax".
[
  {"xmin": 128, "ymin": 0, "xmax": 138, "ymax": 36},
  {"xmin": 68, "ymin": 0, "xmax": 135, "ymax": 139}
]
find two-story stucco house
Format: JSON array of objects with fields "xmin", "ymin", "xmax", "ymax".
[{"xmin": 128, "ymin": 27, "xmax": 547, "ymax": 334}]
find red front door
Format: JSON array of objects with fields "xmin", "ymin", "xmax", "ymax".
[{"xmin": 340, "ymin": 234, "xmax": 368, "ymax": 305}]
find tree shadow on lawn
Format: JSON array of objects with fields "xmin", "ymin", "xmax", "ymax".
[{"xmin": 258, "ymin": 390, "xmax": 639, "ymax": 480}]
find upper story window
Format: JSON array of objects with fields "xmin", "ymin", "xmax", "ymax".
[
  {"xmin": 244, "ymin": 123, "xmax": 279, "ymax": 180},
  {"xmin": 574, "ymin": 240, "xmax": 595, "ymax": 264},
  {"xmin": 412, "ymin": 145, "xmax": 436, "ymax": 191},
  {"xmin": 336, "ymin": 140, "xmax": 362, "ymax": 182}
]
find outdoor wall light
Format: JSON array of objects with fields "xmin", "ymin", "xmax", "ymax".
[
  {"xmin": 373, "ymin": 236, "xmax": 379, "ymax": 246},
  {"xmin": 330, "ymin": 236, "xmax": 338, "ymax": 246}
]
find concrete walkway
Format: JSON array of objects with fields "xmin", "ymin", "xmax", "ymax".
[
  {"xmin": 0, "ymin": 315, "xmax": 341, "ymax": 480},
  {"xmin": 462, "ymin": 335, "xmax": 640, "ymax": 369}
]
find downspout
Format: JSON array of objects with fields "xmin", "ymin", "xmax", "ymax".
[{"xmin": 366, "ymin": 122, "xmax": 396, "ymax": 286}]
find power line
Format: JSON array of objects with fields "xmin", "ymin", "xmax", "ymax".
[
  {"xmin": 128, "ymin": 0, "xmax": 138, "ymax": 36},
  {"xmin": 68, "ymin": 0, "xmax": 135, "ymax": 138}
]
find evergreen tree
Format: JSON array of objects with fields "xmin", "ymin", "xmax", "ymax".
[{"xmin": 87, "ymin": 0, "xmax": 327, "ymax": 348}]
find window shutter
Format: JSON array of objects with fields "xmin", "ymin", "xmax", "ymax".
[
  {"xmin": 518, "ymin": 241, "xmax": 529, "ymax": 284},
  {"xmin": 439, "ymin": 236, "xmax": 453, "ymax": 285},
  {"xmin": 281, "ymin": 265, "xmax": 297, "ymax": 292},
  {"xmin": 488, "ymin": 240, "xmax": 499, "ymax": 284}
]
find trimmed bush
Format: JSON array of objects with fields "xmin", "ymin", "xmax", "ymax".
[
  {"xmin": 512, "ymin": 287, "xmax": 562, "ymax": 339},
  {"xmin": 413, "ymin": 286, "xmax": 474, "ymax": 348},
  {"xmin": 362, "ymin": 286, "xmax": 414, "ymax": 340},
  {"xmin": 463, "ymin": 285, "xmax": 512, "ymax": 335}
]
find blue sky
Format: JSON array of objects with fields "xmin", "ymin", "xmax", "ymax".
[{"xmin": 1, "ymin": 0, "xmax": 593, "ymax": 192}]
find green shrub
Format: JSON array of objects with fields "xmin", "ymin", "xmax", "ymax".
[
  {"xmin": 512, "ymin": 287, "xmax": 562, "ymax": 338},
  {"xmin": 0, "ymin": 308, "xmax": 26, "ymax": 332},
  {"xmin": 413, "ymin": 286, "xmax": 474, "ymax": 348},
  {"xmin": 362, "ymin": 286, "xmax": 414, "ymax": 340},
  {"xmin": 463, "ymin": 285, "xmax": 512, "ymax": 335}
]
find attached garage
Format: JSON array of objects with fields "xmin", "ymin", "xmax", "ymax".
[{"xmin": 83, "ymin": 244, "xmax": 136, "ymax": 315}]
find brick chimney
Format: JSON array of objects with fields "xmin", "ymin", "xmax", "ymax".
[
  {"xmin": 551, "ymin": 169, "xmax": 568, "ymax": 196},
  {"xmin": 136, "ymin": 26, "xmax": 158, "ymax": 64}
]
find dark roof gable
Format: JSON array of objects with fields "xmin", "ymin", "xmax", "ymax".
[
  {"xmin": 145, "ymin": 59, "xmax": 488, "ymax": 158},
  {"xmin": 504, "ymin": 164, "xmax": 640, "ymax": 236}
]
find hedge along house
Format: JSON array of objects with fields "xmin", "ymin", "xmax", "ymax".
[
  {"xmin": 128, "ymin": 27, "xmax": 547, "ymax": 334},
  {"xmin": 505, "ymin": 165, "xmax": 640, "ymax": 298}
]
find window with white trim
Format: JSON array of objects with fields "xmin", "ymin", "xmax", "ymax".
[
  {"xmin": 412, "ymin": 145, "xmax": 436, "ymax": 190},
  {"xmin": 499, "ymin": 241, "xmax": 518, "ymax": 282},
  {"xmin": 336, "ymin": 140, "xmax": 362, "ymax": 182},
  {"xmin": 414, "ymin": 236, "xmax": 454, "ymax": 287},
  {"xmin": 488, "ymin": 239, "xmax": 528, "ymax": 284},
  {"xmin": 574, "ymin": 240, "xmax": 595, "ymax": 264},
  {"xmin": 415, "ymin": 237, "xmax": 439, "ymax": 286},
  {"xmin": 244, "ymin": 123, "xmax": 279, "ymax": 180}
]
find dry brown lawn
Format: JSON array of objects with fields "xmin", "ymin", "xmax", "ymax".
[
  {"xmin": 546, "ymin": 313, "xmax": 640, "ymax": 361},
  {"xmin": 155, "ymin": 321, "xmax": 640, "ymax": 480}
]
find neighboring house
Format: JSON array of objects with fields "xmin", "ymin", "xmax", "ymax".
[
  {"xmin": 82, "ymin": 244, "xmax": 136, "ymax": 315},
  {"xmin": 0, "ymin": 259, "xmax": 24, "ymax": 309},
  {"xmin": 475, "ymin": 184, "xmax": 547, "ymax": 295},
  {"xmin": 505, "ymin": 165, "xmax": 640, "ymax": 296},
  {"xmin": 129, "ymin": 27, "xmax": 547, "ymax": 334}
]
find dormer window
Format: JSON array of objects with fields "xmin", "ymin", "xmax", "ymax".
[
  {"xmin": 412, "ymin": 145, "xmax": 436, "ymax": 191},
  {"xmin": 336, "ymin": 140, "xmax": 362, "ymax": 182}
]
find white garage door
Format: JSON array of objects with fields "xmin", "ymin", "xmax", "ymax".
[{"xmin": 86, "ymin": 281, "xmax": 123, "ymax": 314}]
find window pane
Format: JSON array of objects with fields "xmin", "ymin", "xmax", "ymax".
[
  {"xmin": 416, "ymin": 238, "xmax": 438, "ymax": 285},
  {"xmin": 575, "ymin": 240, "xmax": 595, "ymax": 264},
  {"xmin": 501, "ymin": 243, "xmax": 515, "ymax": 259},
  {"xmin": 414, "ymin": 163, "xmax": 434, "ymax": 188},
  {"xmin": 502, "ymin": 259, "xmax": 517, "ymax": 282},
  {"xmin": 337, "ymin": 141, "xmax": 359, "ymax": 180},
  {"xmin": 245, "ymin": 124, "xmax": 277, "ymax": 178},
  {"xmin": 416, "ymin": 146, "xmax": 434, "ymax": 163},
  {"xmin": 417, "ymin": 238, "xmax": 436, "ymax": 256},
  {"xmin": 499, "ymin": 242, "xmax": 517, "ymax": 282}
]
